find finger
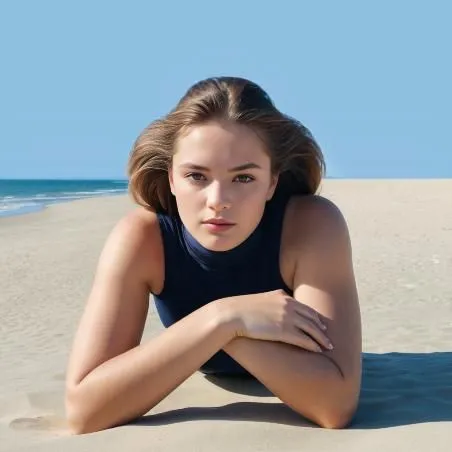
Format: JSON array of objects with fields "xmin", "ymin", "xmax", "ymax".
[
  {"xmin": 294, "ymin": 316, "xmax": 333, "ymax": 351},
  {"xmin": 284, "ymin": 330, "xmax": 323, "ymax": 353},
  {"xmin": 292, "ymin": 301, "xmax": 327, "ymax": 331}
]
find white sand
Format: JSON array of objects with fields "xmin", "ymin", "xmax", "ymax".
[{"xmin": 1, "ymin": 179, "xmax": 451, "ymax": 451}]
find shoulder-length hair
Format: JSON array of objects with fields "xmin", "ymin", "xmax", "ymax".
[{"xmin": 127, "ymin": 76, "xmax": 326, "ymax": 215}]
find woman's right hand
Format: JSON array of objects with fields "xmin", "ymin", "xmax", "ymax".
[{"xmin": 219, "ymin": 289, "xmax": 333, "ymax": 353}]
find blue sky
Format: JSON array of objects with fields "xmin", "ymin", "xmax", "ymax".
[{"xmin": 1, "ymin": 1, "xmax": 451, "ymax": 179}]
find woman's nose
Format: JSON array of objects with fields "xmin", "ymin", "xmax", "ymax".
[{"xmin": 206, "ymin": 183, "xmax": 232, "ymax": 211}]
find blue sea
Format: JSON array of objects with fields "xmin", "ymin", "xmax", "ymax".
[{"xmin": 0, "ymin": 179, "xmax": 129, "ymax": 218}]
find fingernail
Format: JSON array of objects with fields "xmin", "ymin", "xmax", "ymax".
[
  {"xmin": 328, "ymin": 342, "xmax": 334, "ymax": 350},
  {"xmin": 321, "ymin": 323, "xmax": 327, "ymax": 330}
]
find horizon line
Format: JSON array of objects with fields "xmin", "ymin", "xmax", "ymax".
[{"xmin": 1, "ymin": 176, "xmax": 451, "ymax": 181}]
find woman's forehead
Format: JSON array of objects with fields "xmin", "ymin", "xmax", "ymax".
[{"xmin": 173, "ymin": 121, "xmax": 270, "ymax": 167}]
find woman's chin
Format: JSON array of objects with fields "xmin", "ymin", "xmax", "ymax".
[{"xmin": 198, "ymin": 232, "xmax": 241, "ymax": 252}]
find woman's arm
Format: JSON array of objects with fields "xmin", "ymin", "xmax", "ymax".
[
  {"xmin": 223, "ymin": 196, "xmax": 362, "ymax": 429},
  {"xmin": 65, "ymin": 211, "xmax": 236, "ymax": 434}
]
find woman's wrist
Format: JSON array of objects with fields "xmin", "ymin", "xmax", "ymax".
[{"xmin": 210, "ymin": 297, "xmax": 243, "ymax": 339}]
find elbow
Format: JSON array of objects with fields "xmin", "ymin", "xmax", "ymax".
[
  {"xmin": 289, "ymin": 394, "xmax": 358, "ymax": 430},
  {"xmin": 65, "ymin": 404, "xmax": 104, "ymax": 435},
  {"xmin": 65, "ymin": 383, "xmax": 145, "ymax": 435},
  {"xmin": 315, "ymin": 366, "xmax": 361, "ymax": 429},
  {"xmin": 315, "ymin": 404, "xmax": 357, "ymax": 429},
  {"xmin": 65, "ymin": 406, "xmax": 89, "ymax": 435},
  {"xmin": 65, "ymin": 401, "xmax": 92, "ymax": 435},
  {"xmin": 314, "ymin": 390, "xmax": 359, "ymax": 430},
  {"xmin": 295, "ymin": 380, "xmax": 360, "ymax": 430},
  {"xmin": 66, "ymin": 414, "xmax": 92, "ymax": 436},
  {"xmin": 65, "ymin": 385, "xmax": 102, "ymax": 435}
]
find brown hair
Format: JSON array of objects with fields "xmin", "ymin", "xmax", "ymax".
[{"xmin": 127, "ymin": 76, "xmax": 326, "ymax": 215}]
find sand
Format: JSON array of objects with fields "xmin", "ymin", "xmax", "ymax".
[{"xmin": 0, "ymin": 179, "xmax": 451, "ymax": 451}]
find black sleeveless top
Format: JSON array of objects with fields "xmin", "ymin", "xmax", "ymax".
[{"xmin": 152, "ymin": 190, "xmax": 293, "ymax": 375}]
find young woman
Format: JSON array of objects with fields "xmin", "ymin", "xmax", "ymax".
[{"xmin": 65, "ymin": 76, "xmax": 362, "ymax": 434}]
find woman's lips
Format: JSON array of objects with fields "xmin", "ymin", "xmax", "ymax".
[{"xmin": 202, "ymin": 220, "xmax": 235, "ymax": 232}]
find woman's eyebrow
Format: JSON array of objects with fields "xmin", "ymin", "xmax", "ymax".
[{"xmin": 179, "ymin": 162, "xmax": 262, "ymax": 172}]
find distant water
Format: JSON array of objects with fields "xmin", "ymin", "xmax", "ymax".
[{"xmin": 0, "ymin": 179, "xmax": 129, "ymax": 218}]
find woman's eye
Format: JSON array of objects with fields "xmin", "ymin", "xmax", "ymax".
[
  {"xmin": 186, "ymin": 173, "xmax": 206, "ymax": 182},
  {"xmin": 235, "ymin": 174, "xmax": 254, "ymax": 183},
  {"xmin": 185, "ymin": 173, "xmax": 254, "ymax": 184}
]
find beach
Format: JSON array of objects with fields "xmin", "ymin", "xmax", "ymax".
[{"xmin": 1, "ymin": 179, "xmax": 451, "ymax": 451}]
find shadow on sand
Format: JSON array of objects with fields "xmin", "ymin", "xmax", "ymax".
[{"xmin": 133, "ymin": 352, "xmax": 452, "ymax": 429}]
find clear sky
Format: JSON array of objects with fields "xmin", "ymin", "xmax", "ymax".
[{"xmin": 1, "ymin": 1, "xmax": 451, "ymax": 179}]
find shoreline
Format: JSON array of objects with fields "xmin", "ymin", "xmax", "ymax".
[
  {"xmin": 0, "ymin": 191, "xmax": 129, "ymax": 220},
  {"xmin": 0, "ymin": 179, "xmax": 129, "ymax": 219}
]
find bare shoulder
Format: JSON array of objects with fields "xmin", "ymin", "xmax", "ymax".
[
  {"xmin": 102, "ymin": 206, "xmax": 164, "ymax": 294},
  {"xmin": 283, "ymin": 194, "xmax": 350, "ymax": 252},
  {"xmin": 287, "ymin": 194, "xmax": 347, "ymax": 229},
  {"xmin": 280, "ymin": 195, "xmax": 352, "ymax": 288}
]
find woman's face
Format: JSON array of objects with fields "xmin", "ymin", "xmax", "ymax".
[{"xmin": 169, "ymin": 120, "xmax": 279, "ymax": 251}]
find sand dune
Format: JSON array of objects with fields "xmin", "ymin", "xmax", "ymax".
[{"xmin": 1, "ymin": 180, "xmax": 451, "ymax": 451}]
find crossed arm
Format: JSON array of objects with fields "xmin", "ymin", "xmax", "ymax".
[
  {"xmin": 65, "ymin": 197, "xmax": 361, "ymax": 433},
  {"xmin": 223, "ymin": 197, "xmax": 362, "ymax": 428}
]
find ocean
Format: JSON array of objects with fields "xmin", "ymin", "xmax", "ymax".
[{"xmin": 0, "ymin": 179, "xmax": 129, "ymax": 218}]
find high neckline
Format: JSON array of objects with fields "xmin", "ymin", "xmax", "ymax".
[{"xmin": 180, "ymin": 216, "xmax": 265, "ymax": 271}]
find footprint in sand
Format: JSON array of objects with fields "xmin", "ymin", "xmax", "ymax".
[
  {"xmin": 1, "ymin": 390, "xmax": 69, "ymax": 435},
  {"xmin": 9, "ymin": 413, "xmax": 68, "ymax": 434},
  {"xmin": 11, "ymin": 416, "xmax": 51, "ymax": 430}
]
